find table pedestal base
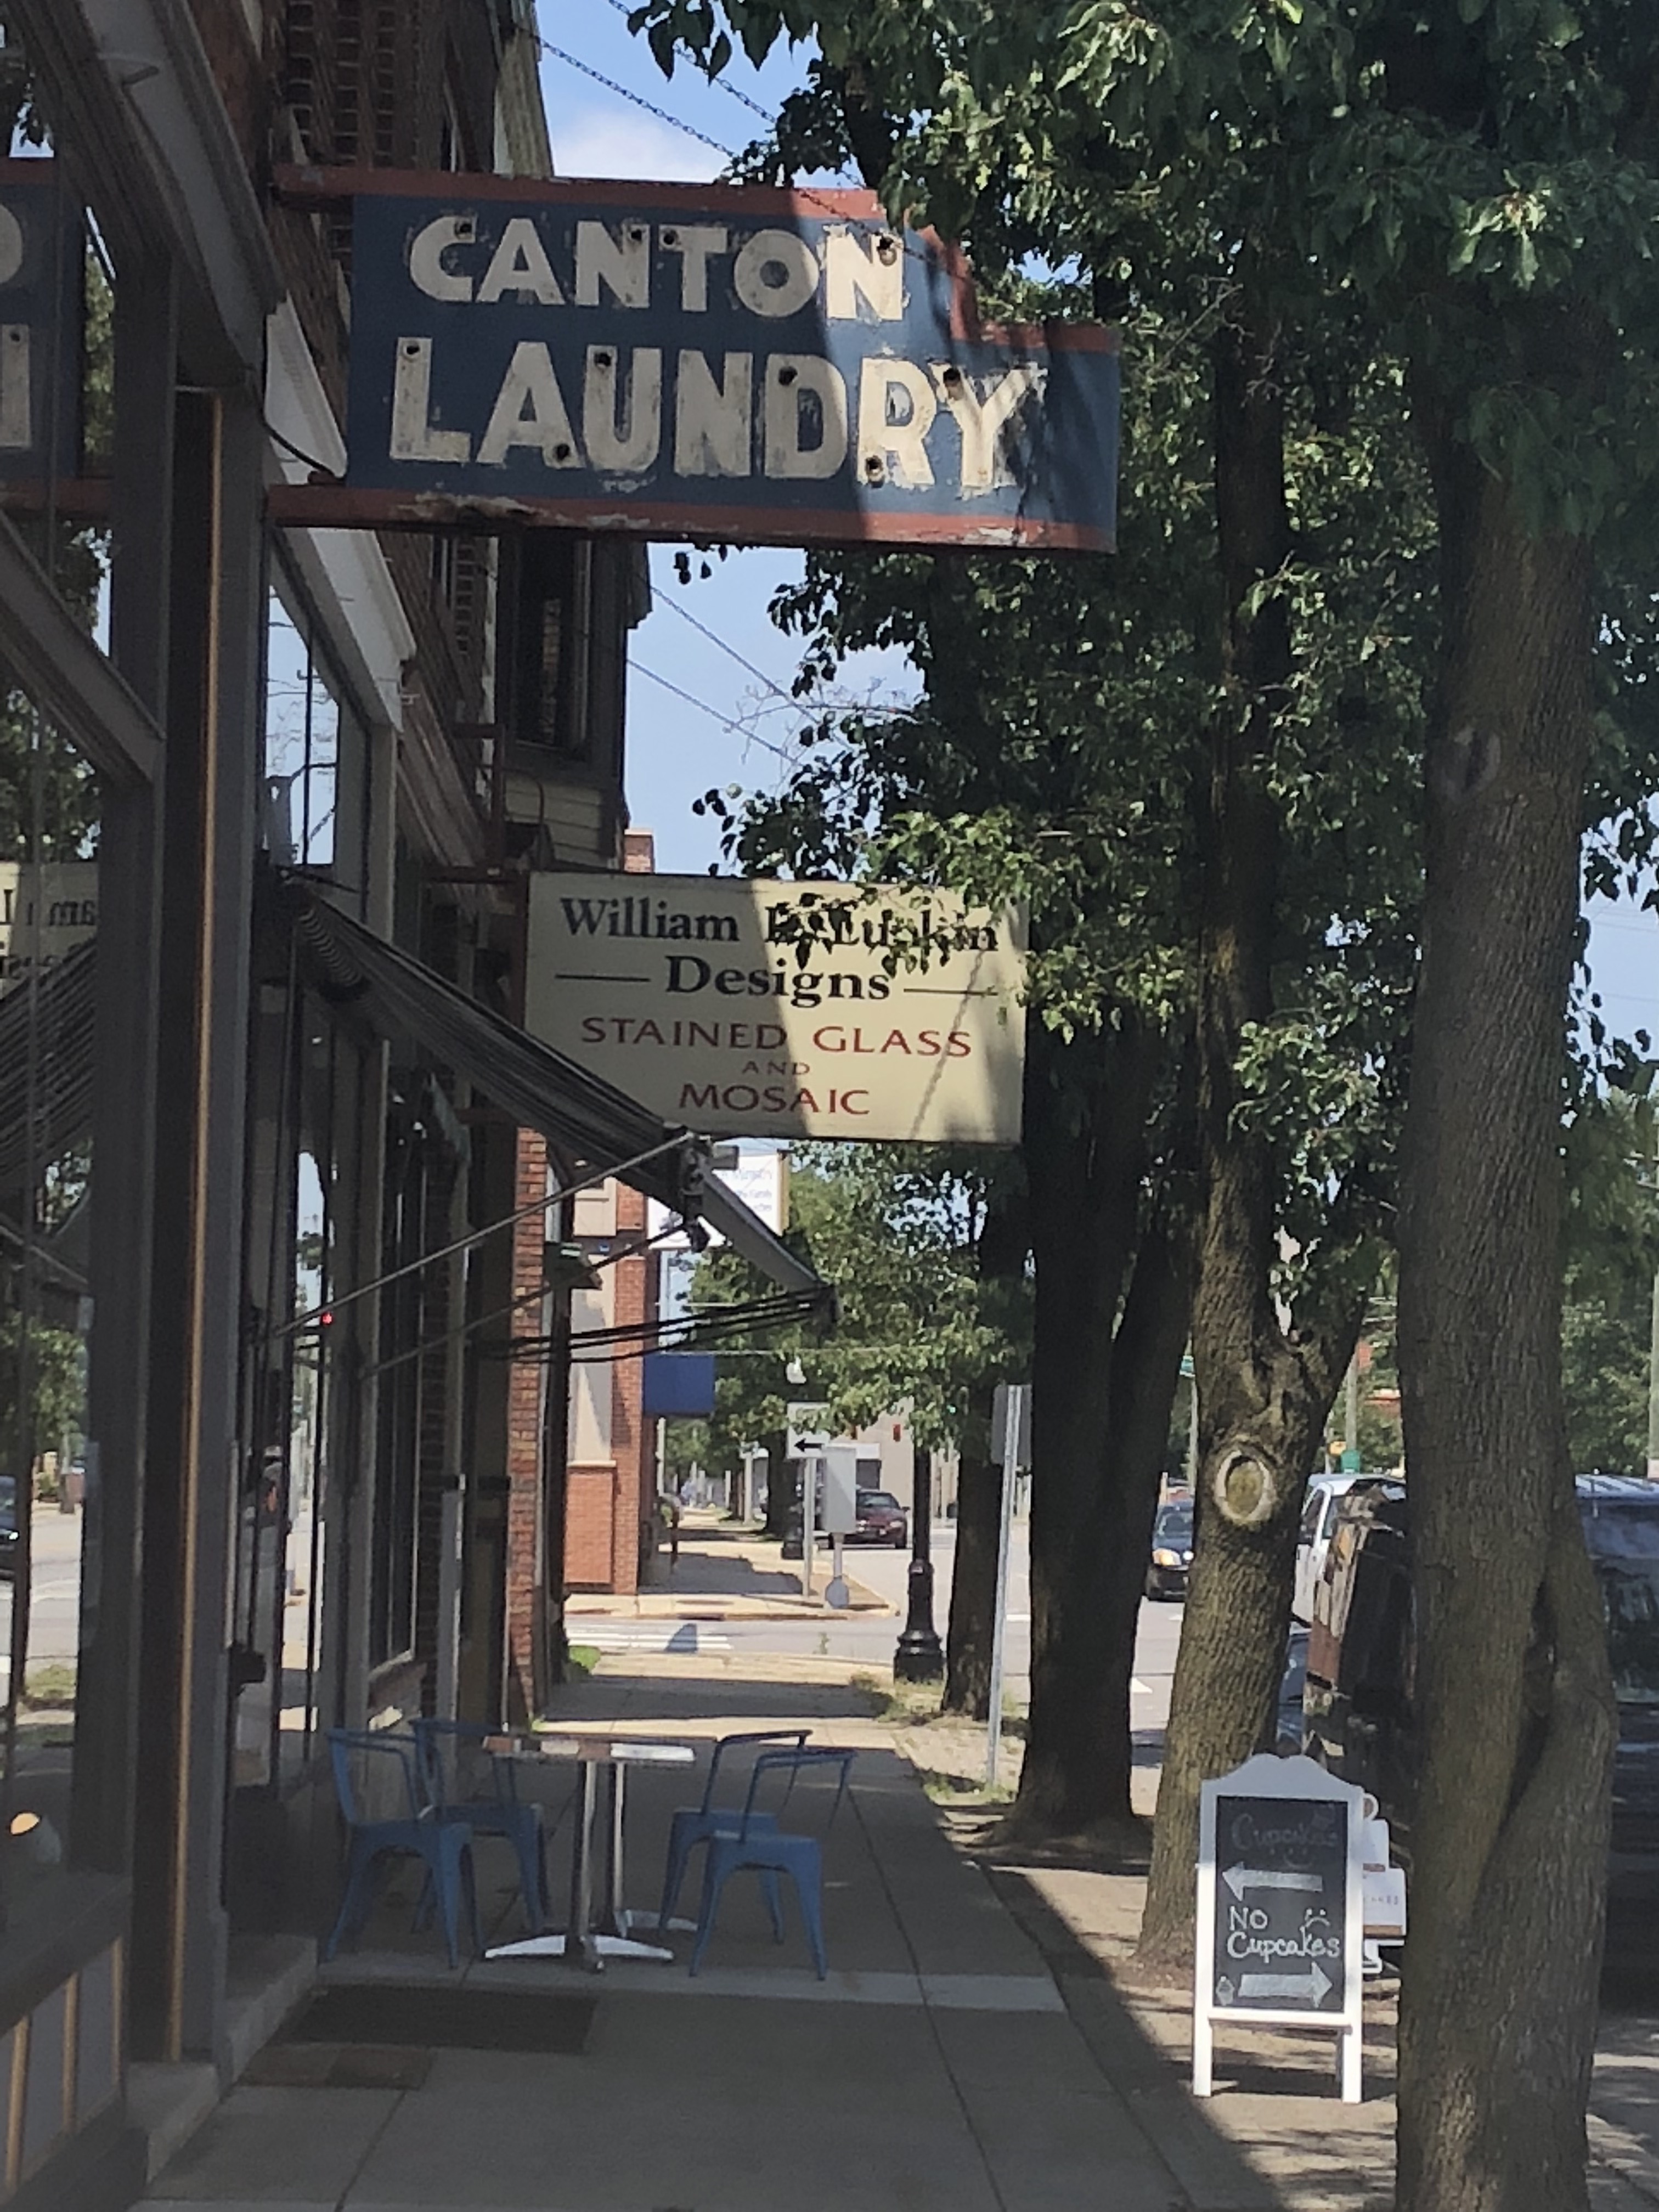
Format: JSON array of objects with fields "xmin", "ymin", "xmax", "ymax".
[{"xmin": 483, "ymin": 1932, "xmax": 674, "ymax": 1966}]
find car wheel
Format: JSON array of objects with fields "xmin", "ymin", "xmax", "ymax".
[{"xmin": 893, "ymin": 1532, "xmax": 907, "ymax": 1548}]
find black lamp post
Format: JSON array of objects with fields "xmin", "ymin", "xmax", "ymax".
[{"xmin": 894, "ymin": 1447, "xmax": 944, "ymax": 1681}]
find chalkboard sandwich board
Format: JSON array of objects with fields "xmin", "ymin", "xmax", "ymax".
[{"xmin": 1194, "ymin": 1753, "xmax": 1367, "ymax": 2103}]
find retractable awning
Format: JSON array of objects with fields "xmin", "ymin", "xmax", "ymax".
[{"xmin": 297, "ymin": 894, "xmax": 824, "ymax": 1300}]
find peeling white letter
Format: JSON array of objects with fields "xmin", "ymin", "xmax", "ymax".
[
  {"xmin": 390, "ymin": 336, "xmax": 470, "ymax": 464},
  {"xmin": 477, "ymin": 342, "xmax": 583, "ymax": 468},
  {"xmin": 674, "ymin": 350, "xmax": 752, "ymax": 478},
  {"xmin": 408, "ymin": 213, "xmax": 476, "ymax": 302},
  {"xmin": 856, "ymin": 358, "xmax": 936, "ymax": 487},
  {"xmin": 764, "ymin": 355, "xmax": 848, "ymax": 480},
  {"xmin": 574, "ymin": 221, "xmax": 650, "ymax": 309},
  {"xmin": 476, "ymin": 217, "xmax": 564, "ymax": 305},
  {"xmin": 585, "ymin": 346, "xmax": 662, "ymax": 472},
  {"xmin": 825, "ymin": 228, "xmax": 902, "ymax": 322},
  {"xmin": 933, "ymin": 363, "xmax": 1045, "ymax": 490}
]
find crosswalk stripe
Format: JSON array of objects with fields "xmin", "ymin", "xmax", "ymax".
[{"xmin": 575, "ymin": 1623, "xmax": 734, "ymax": 1654}]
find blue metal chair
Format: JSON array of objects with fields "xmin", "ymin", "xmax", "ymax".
[
  {"xmin": 657, "ymin": 1729, "xmax": 810, "ymax": 1931},
  {"xmin": 412, "ymin": 1718, "xmax": 550, "ymax": 1934},
  {"xmin": 324, "ymin": 1729, "xmax": 481, "ymax": 1967},
  {"xmin": 688, "ymin": 1748, "xmax": 856, "ymax": 1981}
]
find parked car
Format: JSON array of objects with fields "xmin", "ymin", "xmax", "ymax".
[
  {"xmin": 1292, "ymin": 1472, "xmax": 1366, "ymax": 1623},
  {"xmin": 782, "ymin": 1488, "xmax": 909, "ymax": 1556},
  {"xmin": 849, "ymin": 1489, "xmax": 909, "ymax": 1548},
  {"xmin": 1262, "ymin": 1622, "xmax": 1311, "ymax": 1756},
  {"xmin": 1145, "ymin": 1498, "xmax": 1194, "ymax": 1600},
  {"xmin": 0, "ymin": 1475, "xmax": 15, "ymax": 1578},
  {"xmin": 1302, "ymin": 1474, "xmax": 1659, "ymax": 1916}
]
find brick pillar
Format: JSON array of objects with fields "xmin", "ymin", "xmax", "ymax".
[
  {"xmin": 610, "ymin": 1181, "xmax": 656, "ymax": 1595},
  {"xmin": 504, "ymin": 1128, "xmax": 548, "ymax": 1715}
]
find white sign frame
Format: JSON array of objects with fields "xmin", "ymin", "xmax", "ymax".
[{"xmin": 1194, "ymin": 1753, "xmax": 1367, "ymax": 2104}]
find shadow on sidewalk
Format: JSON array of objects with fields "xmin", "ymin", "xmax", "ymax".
[
  {"xmin": 644, "ymin": 1534, "xmax": 806, "ymax": 1601},
  {"xmin": 548, "ymin": 1664, "xmax": 881, "ymax": 1728}
]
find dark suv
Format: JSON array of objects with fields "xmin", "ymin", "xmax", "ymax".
[{"xmin": 1303, "ymin": 1474, "xmax": 1659, "ymax": 1913}]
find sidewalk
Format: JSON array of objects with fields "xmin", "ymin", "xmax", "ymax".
[
  {"xmin": 566, "ymin": 1519, "xmax": 895, "ymax": 1621},
  {"xmin": 135, "ymin": 1650, "xmax": 1659, "ymax": 2212}
]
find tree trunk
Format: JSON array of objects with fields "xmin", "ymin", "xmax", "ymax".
[
  {"xmin": 1089, "ymin": 1192, "xmax": 1198, "ymax": 1835},
  {"xmin": 944, "ymin": 1175, "xmax": 1031, "ymax": 1720},
  {"xmin": 1008, "ymin": 1018, "xmax": 1166, "ymax": 1839},
  {"xmin": 943, "ymin": 1395, "xmax": 1002, "ymax": 1720},
  {"xmin": 1393, "ymin": 419, "xmax": 1615, "ymax": 2212},
  {"xmin": 1137, "ymin": 289, "xmax": 1361, "ymax": 1970},
  {"xmin": 760, "ymin": 1425, "xmax": 792, "ymax": 1539}
]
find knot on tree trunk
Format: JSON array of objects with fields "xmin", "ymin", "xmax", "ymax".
[{"xmin": 1211, "ymin": 1444, "xmax": 1282, "ymax": 1528}]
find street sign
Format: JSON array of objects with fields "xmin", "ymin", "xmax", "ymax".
[
  {"xmin": 989, "ymin": 1381, "xmax": 1031, "ymax": 1469},
  {"xmin": 320, "ymin": 175, "xmax": 1120, "ymax": 553},
  {"xmin": 1195, "ymin": 1753, "xmax": 1366, "ymax": 2102},
  {"xmin": 785, "ymin": 1402, "xmax": 830, "ymax": 1458}
]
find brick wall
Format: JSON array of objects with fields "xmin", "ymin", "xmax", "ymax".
[
  {"xmin": 565, "ymin": 1466, "xmax": 618, "ymax": 1589},
  {"xmin": 609, "ymin": 1182, "xmax": 653, "ymax": 1596}
]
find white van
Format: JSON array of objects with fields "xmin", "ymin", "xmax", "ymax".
[{"xmin": 1293, "ymin": 1474, "xmax": 1364, "ymax": 1623}]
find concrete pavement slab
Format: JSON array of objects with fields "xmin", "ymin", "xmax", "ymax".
[
  {"xmin": 348, "ymin": 1999, "xmax": 1008, "ymax": 2212},
  {"xmin": 930, "ymin": 2006, "xmax": 1187, "ymax": 2212},
  {"xmin": 142, "ymin": 2084, "xmax": 401, "ymax": 2201}
]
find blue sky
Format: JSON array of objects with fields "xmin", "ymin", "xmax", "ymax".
[
  {"xmin": 537, "ymin": 7, "xmax": 912, "ymax": 878},
  {"xmin": 534, "ymin": 7, "xmax": 1659, "ymax": 1044}
]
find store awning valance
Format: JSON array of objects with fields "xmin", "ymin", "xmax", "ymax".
[{"xmin": 296, "ymin": 894, "xmax": 823, "ymax": 1300}]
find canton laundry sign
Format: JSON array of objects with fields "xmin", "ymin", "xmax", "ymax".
[
  {"xmin": 525, "ymin": 874, "xmax": 1026, "ymax": 1144},
  {"xmin": 332, "ymin": 175, "xmax": 1118, "ymax": 551}
]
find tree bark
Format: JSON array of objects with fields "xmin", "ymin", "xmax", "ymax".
[
  {"xmin": 1393, "ymin": 410, "xmax": 1615, "ymax": 2212},
  {"xmin": 944, "ymin": 1177, "xmax": 1030, "ymax": 1720},
  {"xmin": 1008, "ymin": 1017, "xmax": 1169, "ymax": 1839},
  {"xmin": 760, "ymin": 1424, "xmax": 792, "ymax": 1539},
  {"xmin": 944, "ymin": 1388, "xmax": 1003, "ymax": 1721},
  {"xmin": 1137, "ymin": 289, "xmax": 1362, "ymax": 1968}
]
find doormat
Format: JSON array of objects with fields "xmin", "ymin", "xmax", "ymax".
[
  {"xmin": 282, "ymin": 1984, "xmax": 597, "ymax": 2054},
  {"xmin": 244, "ymin": 2041, "xmax": 433, "ymax": 2090}
]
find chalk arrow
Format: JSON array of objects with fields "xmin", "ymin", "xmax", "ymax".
[
  {"xmin": 1223, "ymin": 1866, "xmax": 1323, "ymax": 1900},
  {"xmin": 1238, "ymin": 1962, "xmax": 1333, "ymax": 2006}
]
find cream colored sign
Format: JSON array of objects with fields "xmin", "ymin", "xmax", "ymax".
[
  {"xmin": 526, "ymin": 874, "xmax": 1026, "ymax": 1143},
  {"xmin": 0, "ymin": 862, "xmax": 97, "ymax": 992}
]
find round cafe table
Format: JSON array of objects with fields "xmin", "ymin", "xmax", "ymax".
[{"xmin": 481, "ymin": 1731, "xmax": 695, "ymax": 1972}]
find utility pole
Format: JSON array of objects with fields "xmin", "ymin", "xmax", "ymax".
[{"xmin": 1648, "ymin": 1268, "xmax": 1659, "ymax": 1483}]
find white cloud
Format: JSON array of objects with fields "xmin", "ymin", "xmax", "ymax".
[{"xmin": 548, "ymin": 105, "xmax": 729, "ymax": 185}]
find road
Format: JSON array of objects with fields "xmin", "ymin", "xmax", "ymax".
[
  {"xmin": 0, "ymin": 1508, "xmax": 83, "ymax": 1690},
  {"xmin": 585, "ymin": 1519, "xmax": 1186, "ymax": 1734}
]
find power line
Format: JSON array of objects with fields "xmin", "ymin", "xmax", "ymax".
[
  {"xmin": 631, "ymin": 659, "xmax": 802, "ymax": 769},
  {"xmin": 540, "ymin": 37, "xmax": 739, "ymax": 165},
  {"xmin": 601, "ymin": 0, "xmax": 775, "ymax": 121},
  {"xmin": 657, "ymin": 589, "xmax": 799, "ymax": 708}
]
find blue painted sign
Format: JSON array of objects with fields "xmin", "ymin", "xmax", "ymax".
[
  {"xmin": 0, "ymin": 161, "xmax": 83, "ymax": 483},
  {"xmin": 340, "ymin": 177, "xmax": 1118, "ymax": 552}
]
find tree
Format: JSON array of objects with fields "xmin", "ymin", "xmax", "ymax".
[
  {"xmin": 637, "ymin": 12, "xmax": 1659, "ymax": 2198},
  {"xmin": 639, "ymin": 7, "xmax": 1424, "ymax": 1860},
  {"xmin": 689, "ymin": 1147, "xmax": 1031, "ymax": 1559}
]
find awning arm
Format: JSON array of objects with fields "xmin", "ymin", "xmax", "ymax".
[{"xmin": 686, "ymin": 1163, "xmax": 828, "ymax": 1304}]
